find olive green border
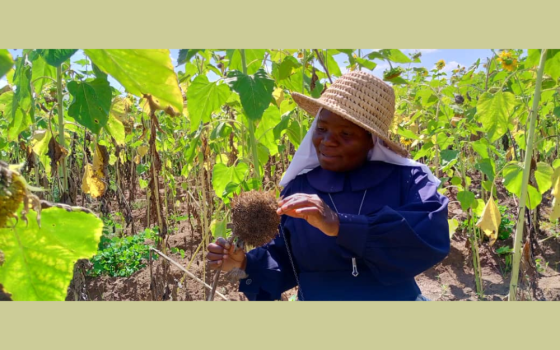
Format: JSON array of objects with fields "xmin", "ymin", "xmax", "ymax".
[{"xmin": 1, "ymin": 1, "xmax": 559, "ymax": 47}]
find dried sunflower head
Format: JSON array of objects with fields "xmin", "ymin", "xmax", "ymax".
[
  {"xmin": 231, "ymin": 190, "xmax": 280, "ymax": 247},
  {"xmin": 0, "ymin": 161, "xmax": 42, "ymax": 228}
]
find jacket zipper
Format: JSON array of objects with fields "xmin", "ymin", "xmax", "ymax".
[{"xmin": 352, "ymin": 257, "xmax": 359, "ymax": 277}]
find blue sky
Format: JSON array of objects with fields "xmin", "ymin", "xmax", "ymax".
[{"xmin": 1, "ymin": 49, "xmax": 497, "ymax": 91}]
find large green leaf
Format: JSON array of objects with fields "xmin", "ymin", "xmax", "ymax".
[
  {"xmin": 356, "ymin": 57, "xmax": 377, "ymax": 70},
  {"xmin": 186, "ymin": 75, "xmax": 231, "ymax": 129},
  {"xmin": 535, "ymin": 162, "xmax": 554, "ymax": 194},
  {"xmin": 30, "ymin": 54, "xmax": 56, "ymax": 94},
  {"xmin": 476, "ymin": 91, "xmax": 517, "ymax": 142},
  {"xmin": 287, "ymin": 119, "xmax": 306, "ymax": 149},
  {"xmin": 84, "ymin": 49, "xmax": 183, "ymax": 113},
  {"xmin": 475, "ymin": 158, "xmax": 495, "ymax": 182},
  {"xmin": 36, "ymin": 49, "xmax": 77, "ymax": 67},
  {"xmin": 0, "ymin": 205, "xmax": 103, "ymax": 301},
  {"xmin": 471, "ymin": 139, "xmax": 490, "ymax": 159},
  {"xmin": 8, "ymin": 58, "xmax": 33, "ymax": 141},
  {"xmin": 255, "ymin": 105, "xmax": 281, "ymax": 156},
  {"xmin": 527, "ymin": 50, "xmax": 560, "ymax": 80},
  {"xmin": 105, "ymin": 115, "xmax": 125, "ymax": 146},
  {"xmin": 177, "ymin": 49, "xmax": 204, "ymax": 66},
  {"xmin": 272, "ymin": 56, "xmax": 300, "ymax": 81},
  {"xmin": 325, "ymin": 51, "xmax": 342, "ymax": 77},
  {"xmin": 503, "ymin": 162, "xmax": 524, "ymax": 196},
  {"xmin": 0, "ymin": 91, "xmax": 13, "ymax": 113},
  {"xmin": 457, "ymin": 191, "xmax": 475, "ymax": 211},
  {"xmin": 0, "ymin": 49, "xmax": 14, "ymax": 79},
  {"xmin": 212, "ymin": 162, "xmax": 249, "ymax": 198},
  {"xmin": 67, "ymin": 78, "xmax": 112, "ymax": 134},
  {"xmin": 440, "ymin": 150, "xmax": 459, "ymax": 168},
  {"xmin": 226, "ymin": 69, "xmax": 275, "ymax": 121},
  {"xmin": 387, "ymin": 49, "xmax": 412, "ymax": 63},
  {"xmin": 367, "ymin": 49, "xmax": 412, "ymax": 64},
  {"xmin": 525, "ymin": 185, "xmax": 542, "ymax": 210},
  {"xmin": 227, "ymin": 49, "xmax": 267, "ymax": 75},
  {"xmin": 503, "ymin": 162, "xmax": 542, "ymax": 209}
]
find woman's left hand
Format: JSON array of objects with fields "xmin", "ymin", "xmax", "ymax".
[{"xmin": 277, "ymin": 193, "xmax": 339, "ymax": 236}]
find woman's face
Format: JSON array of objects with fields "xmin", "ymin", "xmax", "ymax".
[{"xmin": 312, "ymin": 109, "xmax": 374, "ymax": 172}]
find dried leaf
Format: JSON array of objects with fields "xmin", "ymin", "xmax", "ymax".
[
  {"xmin": 47, "ymin": 137, "xmax": 68, "ymax": 172},
  {"xmin": 93, "ymin": 144, "xmax": 109, "ymax": 179},
  {"xmin": 506, "ymin": 147, "xmax": 514, "ymax": 161},
  {"xmin": 476, "ymin": 197, "xmax": 501, "ymax": 246},
  {"xmin": 81, "ymin": 144, "xmax": 108, "ymax": 198}
]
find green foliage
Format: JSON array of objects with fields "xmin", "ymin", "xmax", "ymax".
[
  {"xmin": 226, "ymin": 69, "xmax": 275, "ymax": 121},
  {"xmin": 36, "ymin": 49, "xmax": 78, "ymax": 67},
  {"xmin": 67, "ymin": 78, "xmax": 112, "ymax": 134},
  {"xmin": 497, "ymin": 205, "xmax": 515, "ymax": 240},
  {"xmin": 84, "ymin": 49, "xmax": 184, "ymax": 113},
  {"xmin": 476, "ymin": 91, "xmax": 517, "ymax": 143},
  {"xmin": 8, "ymin": 57, "xmax": 33, "ymax": 142},
  {"xmin": 0, "ymin": 49, "xmax": 14, "ymax": 79},
  {"xmin": 187, "ymin": 75, "xmax": 231, "ymax": 129},
  {"xmin": 89, "ymin": 227, "xmax": 158, "ymax": 278},
  {"xmin": 0, "ymin": 205, "xmax": 103, "ymax": 301}
]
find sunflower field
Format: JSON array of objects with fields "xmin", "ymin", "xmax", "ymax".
[{"xmin": 1, "ymin": 49, "xmax": 559, "ymax": 301}]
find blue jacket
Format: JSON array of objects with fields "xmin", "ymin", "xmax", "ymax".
[{"xmin": 239, "ymin": 161, "xmax": 450, "ymax": 301}]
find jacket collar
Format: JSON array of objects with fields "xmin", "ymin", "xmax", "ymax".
[{"xmin": 306, "ymin": 161, "xmax": 396, "ymax": 193}]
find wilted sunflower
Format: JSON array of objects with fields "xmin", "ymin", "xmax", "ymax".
[
  {"xmin": 497, "ymin": 51, "xmax": 518, "ymax": 72},
  {"xmin": 231, "ymin": 190, "xmax": 280, "ymax": 247},
  {"xmin": 383, "ymin": 67, "xmax": 404, "ymax": 81},
  {"xmin": 436, "ymin": 59, "xmax": 445, "ymax": 71},
  {"xmin": 0, "ymin": 162, "xmax": 42, "ymax": 228},
  {"xmin": 399, "ymin": 136, "xmax": 413, "ymax": 147}
]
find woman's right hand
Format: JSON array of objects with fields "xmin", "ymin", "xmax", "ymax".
[{"xmin": 206, "ymin": 237, "xmax": 247, "ymax": 272}]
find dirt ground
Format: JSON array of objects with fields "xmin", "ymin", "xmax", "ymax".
[{"xmin": 74, "ymin": 175, "xmax": 560, "ymax": 302}]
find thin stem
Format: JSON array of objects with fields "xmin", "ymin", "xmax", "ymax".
[
  {"xmin": 240, "ymin": 49, "xmax": 262, "ymax": 181},
  {"xmin": 56, "ymin": 65, "xmax": 69, "ymax": 194},
  {"xmin": 508, "ymin": 49, "xmax": 548, "ymax": 301},
  {"xmin": 313, "ymin": 49, "xmax": 333, "ymax": 84}
]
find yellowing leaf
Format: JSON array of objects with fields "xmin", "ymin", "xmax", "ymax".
[
  {"xmin": 137, "ymin": 145, "xmax": 149, "ymax": 158},
  {"xmin": 93, "ymin": 144, "xmax": 108, "ymax": 178},
  {"xmin": 552, "ymin": 167, "xmax": 560, "ymax": 198},
  {"xmin": 551, "ymin": 198, "xmax": 560, "ymax": 221},
  {"xmin": 110, "ymin": 96, "xmax": 131, "ymax": 122},
  {"xmin": 506, "ymin": 147, "xmax": 514, "ymax": 161},
  {"xmin": 82, "ymin": 163, "xmax": 106, "ymax": 198},
  {"xmin": 84, "ymin": 49, "xmax": 183, "ymax": 114},
  {"xmin": 448, "ymin": 218, "xmax": 459, "ymax": 239},
  {"xmin": 273, "ymin": 87, "xmax": 284, "ymax": 106},
  {"xmin": 550, "ymin": 167, "xmax": 560, "ymax": 221},
  {"xmin": 476, "ymin": 197, "xmax": 501, "ymax": 246},
  {"xmin": 82, "ymin": 144, "xmax": 108, "ymax": 198}
]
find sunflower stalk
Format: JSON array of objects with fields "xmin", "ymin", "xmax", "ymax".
[
  {"xmin": 240, "ymin": 49, "xmax": 262, "ymax": 182},
  {"xmin": 56, "ymin": 65, "xmax": 69, "ymax": 194},
  {"xmin": 508, "ymin": 49, "xmax": 548, "ymax": 301}
]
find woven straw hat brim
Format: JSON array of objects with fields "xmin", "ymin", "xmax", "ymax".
[{"xmin": 291, "ymin": 92, "xmax": 409, "ymax": 157}]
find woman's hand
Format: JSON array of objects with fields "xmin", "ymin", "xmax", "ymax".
[
  {"xmin": 206, "ymin": 237, "xmax": 247, "ymax": 272},
  {"xmin": 277, "ymin": 193, "xmax": 340, "ymax": 236}
]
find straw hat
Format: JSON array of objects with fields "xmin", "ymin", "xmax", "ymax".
[{"xmin": 291, "ymin": 70, "xmax": 408, "ymax": 157}]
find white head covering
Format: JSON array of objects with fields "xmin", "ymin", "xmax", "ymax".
[{"xmin": 279, "ymin": 108, "xmax": 441, "ymax": 188}]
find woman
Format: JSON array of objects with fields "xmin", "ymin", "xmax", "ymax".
[{"xmin": 207, "ymin": 71, "xmax": 450, "ymax": 301}]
